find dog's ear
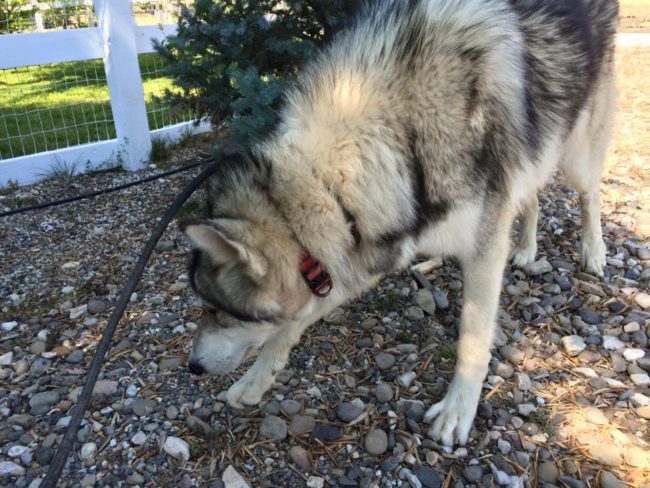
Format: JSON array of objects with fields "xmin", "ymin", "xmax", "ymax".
[{"xmin": 180, "ymin": 218, "xmax": 268, "ymax": 280}]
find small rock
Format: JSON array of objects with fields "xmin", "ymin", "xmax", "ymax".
[
  {"xmin": 288, "ymin": 445, "xmax": 311, "ymax": 470},
  {"xmin": 405, "ymin": 306, "xmax": 425, "ymax": 320},
  {"xmin": 336, "ymin": 402, "xmax": 363, "ymax": 423},
  {"xmin": 623, "ymin": 348, "xmax": 646, "ymax": 361},
  {"xmin": 312, "ymin": 424, "xmax": 340, "ymax": 442},
  {"xmin": 588, "ymin": 444, "xmax": 622, "ymax": 466},
  {"xmin": 289, "ymin": 415, "xmax": 316, "ymax": 436},
  {"xmin": 398, "ymin": 371, "xmax": 417, "ymax": 388},
  {"xmin": 364, "ymin": 429, "xmax": 388, "ymax": 456},
  {"xmin": 0, "ymin": 351, "xmax": 14, "ymax": 366},
  {"xmin": 159, "ymin": 357, "xmax": 182, "ymax": 372},
  {"xmin": 515, "ymin": 373, "xmax": 532, "ymax": 391},
  {"xmin": 623, "ymin": 445, "xmax": 648, "ymax": 467},
  {"xmin": 375, "ymin": 352, "xmax": 396, "ymax": 370},
  {"xmin": 131, "ymin": 398, "xmax": 157, "ymax": 417},
  {"xmin": 463, "ymin": 465, "xmax": 483, "ymax": 483},
  {"xmin": 432, "ymin": 290, "xmax": 449, "ymax": 310},
  {"xmin": 0, "ymin": 461, "xmax": 25, "ymax": 477},
  {"xmin": 155, "ymin": 240, "xmax": 175, "ymax": 252},
  {"xmin": 558, "ymin": 477, "xmax": 585, "ymax": 488},
  {"xmin": 518, "ymin": 403, "xmax": 536, "ymax": 416},
  {"xmin": 603, "ymin": 335, "xmax": 626, "ymax": 350},
  {"xmin": 131, "ymin": 431, "xmax": 147, "ymax": 445},
  {"xmin": 87, "ymin": 299, "xmax": 106, "ymax": 315},
  {"xmin": 323, "ymin": 307, "xmax": 344, "ymax": 324},
  {"xmin": 29, "ymin": 391, "xmax": 60, "ymax": 409},
  {"xmin": 66, "ymin": 349, "xmax": 84, "ymax": 364},
  {"xmin": 306, "ymin": 476, "xmax": 325, "ymax": 488},
  {"xmin": 1, "ymin": 321, "xmax": 18, "ymax": 331},
  {"xmin": 280, "ymin": 399, "xmax": 301, "ymax": 416},
  {"xmin": 561, "ymin": 336, "xmax": 587, "ymax": 356},
  {"xmin": 584, "ymin": 406, "xmax": 608, "ymax": 425},
  {"xmin": 93, "ymin": 380, "xmax": 118, "ymax": 396},
  {"xmin": 415, "ymin": 289, "xmax": 437, "ymax": 315},
  {"xmin": 80, "ymin": 442, "xmax": 97, "ymax": 462},
  {"xmin": 375, "ymin": 383, "xmax": 393, "ymax": 403},
  {"xmin": 578, "ymin": 310, "xmax": 600, "ymax": 325},
  {"xmin": 187, "ymin": 416, "xmax": 212, "ymax": 435},
  {"xmin": 222, "ymin": 465, "xmax": 250, "ymax": 488},
  {"xmin": 523, "ymin": 258, "xmax": 552, "ymax": 276},
  {"xmin": 631, "ymin": 373, "xmax": 650, "ymax": 386},
  {"xmin": 164, "ymin": 436, "xmax": 190, "ymax": 461},
  {"xmin": 259, "ymin": 415, "xmax": 287, "ymax": 441},
  {"xmin": 414, "ymin": 465, "xmax": 443, "ymax": 488},
  {"xmin": 636, "ymin": 406, "xmax": 650, "ymax": 419},
  {"xmin": 500, "ymin": 346, "xmax": 524, "ymax": 364},
  {"xmin": 635, "ymin": 293, "xmax": 650, "ymax": 309},
  {"xmin": 599, "ymin": 471, "xmax": 626, "ymax": 488},
  {"xmin": 126, "ymin": 473, "xmax": 145, "ymax": 485},
  {"xmin": 497, "ymin": 439, "xmax": 511, "ymax": 454},
  {"xmin": 537, "ymin": 462, "xmax": 558, "ymax": 483},
  {"xmin": 624, "ymin": 322, "xmax": 641, "ymax": 333}
]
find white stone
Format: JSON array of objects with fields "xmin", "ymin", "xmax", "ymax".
[
  {"xmin": 0, "ymin": 351, "xmax": 13, "ymax": 366},
  {"xmin": 131, "ymin": 431, "xmax": 147, "ymax": 445},
  {"xmin": 69, "ymin": 304, "xmax": 87, "ymax": 320},
  {"xmin": 307, "ymin": 476, "xmax": 325, "ymax": 488},
  {"xmin": 61, "ymin": 286, "xmax": 74, "ymax": 295},
  {"xmin": 623, "ymin": 348, "xmax": 646, "ymax": 362},
  {"xmin": 631, "ymin": 374, "xmax": 650, "ymax": 387},
  {"xmin": 624, "ymin": 322, "xmax": 641, "ymax": 333},
  {"xmin": 80, "ymin": 442, "xmax": 97, "ymax": 461},
  {"xmin": 630, "ymin": 392, "xmax": 650, "ymax": 407},
  {"xmin": 62, "ymin": 261, "xmax": 81, "ymax": 270},
  {"xmin": 306, "ymin": 386, "xmax": 322, "ymax": 398},
  {"xmin": 573, "ymin": 367, "xmax": 598, "ymax": 378},
  {"xmin": 518, "ymin": 404, "xmax": 536, "ymax": 416},
  {"xmin": 163, "ymin": 436, "xmax": 190, "ymax": 461},
  {"xmin": 603, "ymin": 335, "xmax": 626, "ymax": 350},
  {"xmin": 635, "ymin": 292, "xmax": 650, "ymax": 310},
  {"xmin": 8, "ymin": 445, "xmax": 30, "ymax": 458},
  {"xmin": 222, "ymin": 465, "xmax": 251, "ymax": 488},
  {"xmin": 0, "ymin": 461, "xmax": 25, "ymax": 477},
  {"xmin": 561, "ymin": 335, "xmax": 587, "ymax": 356},
  {"xmin": 398, "ymin": 372, "xmax": 417, "ymax": 388},
  {"xmin": 1, "ymin": 321, "xmax": 18, "ymax": 331}
]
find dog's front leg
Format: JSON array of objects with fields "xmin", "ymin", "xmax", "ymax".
[
  {"xmin": 425, "ymin": 232, "xmax": 509, "ymax": 446},
  {"xmin": 226, "ymin": 320, "xmax": 309, "ymax": 408}
]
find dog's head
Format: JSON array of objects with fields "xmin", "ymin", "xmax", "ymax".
[{"xmin": 179, "ymin": 148, "xmax": 313, "ymax": 376}]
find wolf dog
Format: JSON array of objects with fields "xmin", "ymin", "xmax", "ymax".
[{"xmin": 180, "ymin": 0, "xmax": 619, "ymax": 446}]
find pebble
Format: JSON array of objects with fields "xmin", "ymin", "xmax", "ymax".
[
  {"xmin": 0, "ymin": 461, "xmax": 25, "ymax": 477},
  {"xmin": 131, "ymin": 398, "xmax": 157, "ymax": 417},
  {"xmin": 588, "ymin": 444, "xmax": 622, "ymax": 466},
  {"xmin": 599, "ymin": 471, "xmax": 626, "ymax": 488},
  {"xmin": 603, "ymin": 335, "xmax": 626, "ymax": 350},
  {"xmin": 29, "ymin": 391, "xmax": 60, "ymax": 409},
  {"xmin": 80, "ymin": 442, "xmax": 97, "ymax": 462},
  {"xmin": 163, "ymin": 436, "xmax": 190, "ymax": 461},
  {"xmin": 280, "ymin": 399, "xmax": 301, "ymax": 416},
  {"xmin": 432, "ymin": 290, "xmax": 449, "ymax": 310},
  {"xmin": 499, "ymin": 345, "xmax": 524, "ymax": 364},
  {"xmin": 311, "ymin": 425, "xmax": 340, "ymax": 442},
  {"xmin": 537, "ymin": 462, "xmax": 558, "ymax": 483},
  {"xmin": 2, "ymin": 321, "xmax": 18, "ymax": 331},
  {"xmin": 375, "ymin": 352, "xmax": 396, "ymax": 370},
  {"xmin": 306, "ymin": 476, "xmax": 325, "ymax": 488},
  {"xmin": 414, "ymin": 465, "xmax": 443, "ymax": 488},
  {"xmin": 584, "ymin": 406, "xmax": 609, "ymax": 425},
  {"xmin": 561, "ymin": 335, "xmax": 586, "ymax": 356},
  {"xmin": 0, "ymin": 351, "xmax": 14, "ymax": 366},
  {"xmin": 517, "ymin": 404, "xmax": 536, "ymax": 416},
  {"xmin": 187, "ymin": 415, "xmax": 211, "ymax": 435},
  {"xmin": 523, "ymin": 258, "xmax": 552, "ymax": 276},
  {"xmin": 635, "ymin": 292, "xmax": 650, "ymax": 309},
  {"xmin": 462, "ymin": 465, "xmax": 483, "ymax": 483},
  {"xmin": 415, "ymin": 289, "xmax": 437, "ymax": 315},
  {"xmin": 631, "ymin": 373, "xmax": 650, "ymax": 386},
  {"xmin": 288, "ymin": 446, "xmax": 311, "ymax": 470},
  {"xmin": 515, "ymin": 373, "xmax": 531, "ymax": 391},
  {"xmin": 405, "ymin": 306, "xmax": 425, "ymax": 320},
  {"xmin": 398, "ymin": 371, "xmax": 417, "ymax": 388},
  {"xmin": 578, "ymin": 310, "xmax": 599, "ymax": 325},
  {"xmin": 259, "ymin": 415, "xmax": 288, "ymax": 440},
  {"xmin": 131, "ymin": 431, "xmax": 147, "ymax": 445},
  {"xmin": 336, "ymin": 402, "xmax": 363, "ymax": 422},
  {"xmin": 364, "ymin": 429, "xmax": 388, "ymax": 456},
  {"xmin": 222, "ymin": 465, "xmax": 251, "ymax": 488},
  {"xmin": 66, "ymin": 349, "xmax": 84, "ymax": 363},
  {"xmin": 623, "ymin": 348, "xmax": 645, "ymax": 361},
  {"xmin": 375, "ymin": 383, "xmax": 393, "ymax": 403},
  {"xmin": 289, "ymin": 415, "xmax": 316, "ymax": 435},
  {"xmin": 636, "ymin": 406, "xmax": 650, "ymax": 419},
  {"xmin": 87, "ymin": 299, "xmax": 106, "ymax": 315}
]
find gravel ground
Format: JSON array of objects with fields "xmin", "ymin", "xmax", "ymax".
[{"xmin": 1, "ymin": 147, "xmax": 649, "ymax": 488}]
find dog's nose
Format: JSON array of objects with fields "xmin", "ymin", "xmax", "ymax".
[{"xmin": 188, "ymin": 360, "xmax": 205, "ymax": 376}]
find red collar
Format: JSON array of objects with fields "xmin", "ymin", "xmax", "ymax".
[{"xmin": 300, "ymin": 254, "xmax": 332, "ymax": 297}]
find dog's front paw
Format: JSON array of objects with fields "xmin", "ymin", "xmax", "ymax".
[
  {"xmin": 581, "ymin": 238, "xmax": 606, "ymax": 277},
  {"xmin": 511, "ymin": 244, "xmax": 537, "ymax": 268},
  {"xmin": 226, "ymin": 370, "xmax": 273, "ymax": 409},
  {"xmin": 424, "ymin": 382, "xmax": 480, "ymax": 447}
]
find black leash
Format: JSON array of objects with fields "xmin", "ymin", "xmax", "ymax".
[
  {"xmin": 0, "ymin": 157, "xmax": 210, "ymax": 219},
  {"xmin": 40, "ymin": 159, "xmax": 222, "ymax": 488}
]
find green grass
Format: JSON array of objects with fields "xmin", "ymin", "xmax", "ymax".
[{"xmin": 0, "ymin": 53, "xmax": 192, "ymax": 160}]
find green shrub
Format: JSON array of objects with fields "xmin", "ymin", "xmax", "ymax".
[{"xmin": 154, "ymin": 0, "xmax": 359, "ymax": 144}]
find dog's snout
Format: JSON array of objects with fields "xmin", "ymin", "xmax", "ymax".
[{"xmin": 188, "ymin": 360, "xmax": 205, "ymax": 376}]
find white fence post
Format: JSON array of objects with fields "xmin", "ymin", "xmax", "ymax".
[{"xmin": 93, "ymin": 0, "xmax": 151, "ymax": 171}]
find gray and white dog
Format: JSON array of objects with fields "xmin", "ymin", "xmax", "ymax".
[{"xmin": 181, "ymin": 0, "xmax": 619, "ymax": 446}]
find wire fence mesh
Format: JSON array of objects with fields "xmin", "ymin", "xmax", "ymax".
[{"xmin": 0, "ymin": 1, "xmax": 197, "ymax": 161}]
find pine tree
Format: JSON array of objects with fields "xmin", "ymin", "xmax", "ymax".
[{"xmin": 155, "ymin": 0, "xmax": 359, "ymax": 144}]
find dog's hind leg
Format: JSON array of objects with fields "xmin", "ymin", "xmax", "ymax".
[
  {"xmin": 511, "ymin": 194, "xmax": 539, "ymax": 267},
  {"xmin": 425, "ymin": 223, "xmax": 510, "ymax": 446},
  {"xmin": 560, "ymin": 75, "xmax": 616, "ymax": 276}
]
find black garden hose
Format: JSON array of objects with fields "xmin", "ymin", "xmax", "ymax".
[{"xmin": 40, "ymin": 158, "xmax": 222, "ymax": 488}]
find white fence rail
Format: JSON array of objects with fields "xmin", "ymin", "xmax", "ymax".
[{"xmin": 0, "ymin": 0, "xmax": 210, "ymax": 187}]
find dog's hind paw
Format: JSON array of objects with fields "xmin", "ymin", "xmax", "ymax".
[
  {"xmin": 225, "ymin": 370, "xmax": 273, "ymax": 409},
  {"xmin": 510, "ymin": 244, "xmax": 537, "ymax": 268},
  {"xmin": 424, "ymin": 382, "xmax": 479, "ymax": 447}
]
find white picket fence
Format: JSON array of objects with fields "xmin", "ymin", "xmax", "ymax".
[{"xmin": 0, "ymin": 0, "xmax": 210, "ymax": 187}]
